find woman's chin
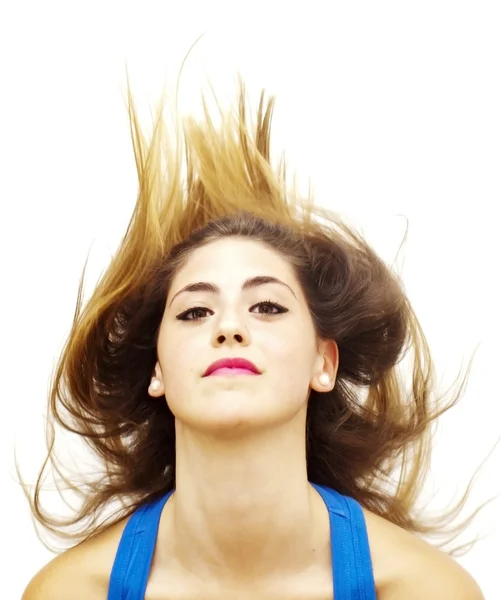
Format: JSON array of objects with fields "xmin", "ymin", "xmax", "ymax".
[{"xmin": 178, "ymin": 402, "xmax": 292, "ymax": 438}]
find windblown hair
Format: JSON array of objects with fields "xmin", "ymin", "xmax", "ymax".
[{"xmin": 23, "ymin": 79, "xmax": 486, "ymax": 556}]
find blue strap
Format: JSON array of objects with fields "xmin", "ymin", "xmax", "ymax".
[
  {"xmin": 312, "ymin": 483, "xmax": 377, "ymax": 600},
  {"xmin": 108, "ymin": 485, "xmax": 375, "ymax": 599},
  {"xmin": 107, "ymin": 490, "xmax": 174, "ymax": 600}
]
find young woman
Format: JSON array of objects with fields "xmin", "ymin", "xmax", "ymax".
[{"xmin": 22, "ymin": 83, "xmax": 485, "ymax": 599}]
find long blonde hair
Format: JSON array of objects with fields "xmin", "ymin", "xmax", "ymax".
[{"xmin": 20, "ymin": 76, "xmax": 491, "ymax": 556}]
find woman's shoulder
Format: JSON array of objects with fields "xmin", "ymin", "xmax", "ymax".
[
  {"xmin": 22, "ymin": 518, "xmax": 128, "ymax": 600},
  {"xmin": 22, "ymin": 498, "xmax": 484, "ymax": 600},
  {"xmin": 362, "ymin": 507, "xmax": 484, "ymax": 599}
]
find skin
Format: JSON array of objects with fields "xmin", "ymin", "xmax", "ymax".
[{"xmin": 23, "ymin": 238, "xmax": 485, "ymax": 599}]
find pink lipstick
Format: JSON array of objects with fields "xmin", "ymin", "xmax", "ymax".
[{"xmin": 203, "ymin": 357, "xmax": 261, "ymax": 377}]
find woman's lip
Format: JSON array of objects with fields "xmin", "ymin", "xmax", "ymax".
[
  {"xmin": 207, "ymin": 367, "xmax": 260, "ymax": 377},
  {"xmin": 203, "ymin": 357, "xmax": 261, "ymax": 376}
]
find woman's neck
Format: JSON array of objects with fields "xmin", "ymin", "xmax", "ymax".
[{"xmin": 159, "ymin": 417, "xmax": 330, "ymax": 582}]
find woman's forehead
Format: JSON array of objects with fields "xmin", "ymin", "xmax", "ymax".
[{"xmin": 167, "ymin": 238, "xmax": 302, "ymax": 304}]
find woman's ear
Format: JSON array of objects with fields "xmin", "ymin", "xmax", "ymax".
[
  {"xmin": 148, "ymin": 361, "xmax": 165, "ymax": 397},
  {"xmin": 310, "ymin": 339, "xmax": 339, "ymax": 393}
]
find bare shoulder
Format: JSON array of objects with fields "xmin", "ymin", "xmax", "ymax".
[
  {"xmin": 363, "ymin": 508, "xmax": 485, "ymax": 599},
  {"xmin": 22, "ymin": 518, "xmax": 128, "ymax": 600}
]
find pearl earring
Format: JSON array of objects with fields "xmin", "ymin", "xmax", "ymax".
[
  {"xmin": 150, "ymin": 379, "xmax": 161, "ymax": 392},
  {"xmin": 319, "ymin": 373, "xmax": 330, "ymax": 386}
]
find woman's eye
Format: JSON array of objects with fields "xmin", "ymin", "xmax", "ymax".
[
  {"xmin": 176, "ymin": 307, "xmax": 212, "ymax": 321},
  {"xmin": 176, "ymin": 301, "xmax": 288, "ymax": 322},
  {"xmin": 252, "ymin": 301, "xmax": 288, "ymax": 315}
]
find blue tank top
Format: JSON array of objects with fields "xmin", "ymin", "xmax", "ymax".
[{"xmin": 107, "ymin": 483, "xmax": 377, "ymax": 599}]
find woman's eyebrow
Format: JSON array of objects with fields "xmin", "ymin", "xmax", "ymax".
[{"xmin": 168, "ymin": 275, "xmax": 297, "ymax": 307}]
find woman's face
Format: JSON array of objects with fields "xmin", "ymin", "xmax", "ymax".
[{"xmin": 150, "ymin": 237, "xmax": 337, "ymax": 436}]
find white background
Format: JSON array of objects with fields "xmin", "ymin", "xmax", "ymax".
[{"xmin": 1, "ymin": 1, "xmax": 500, "ymax": 598}]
